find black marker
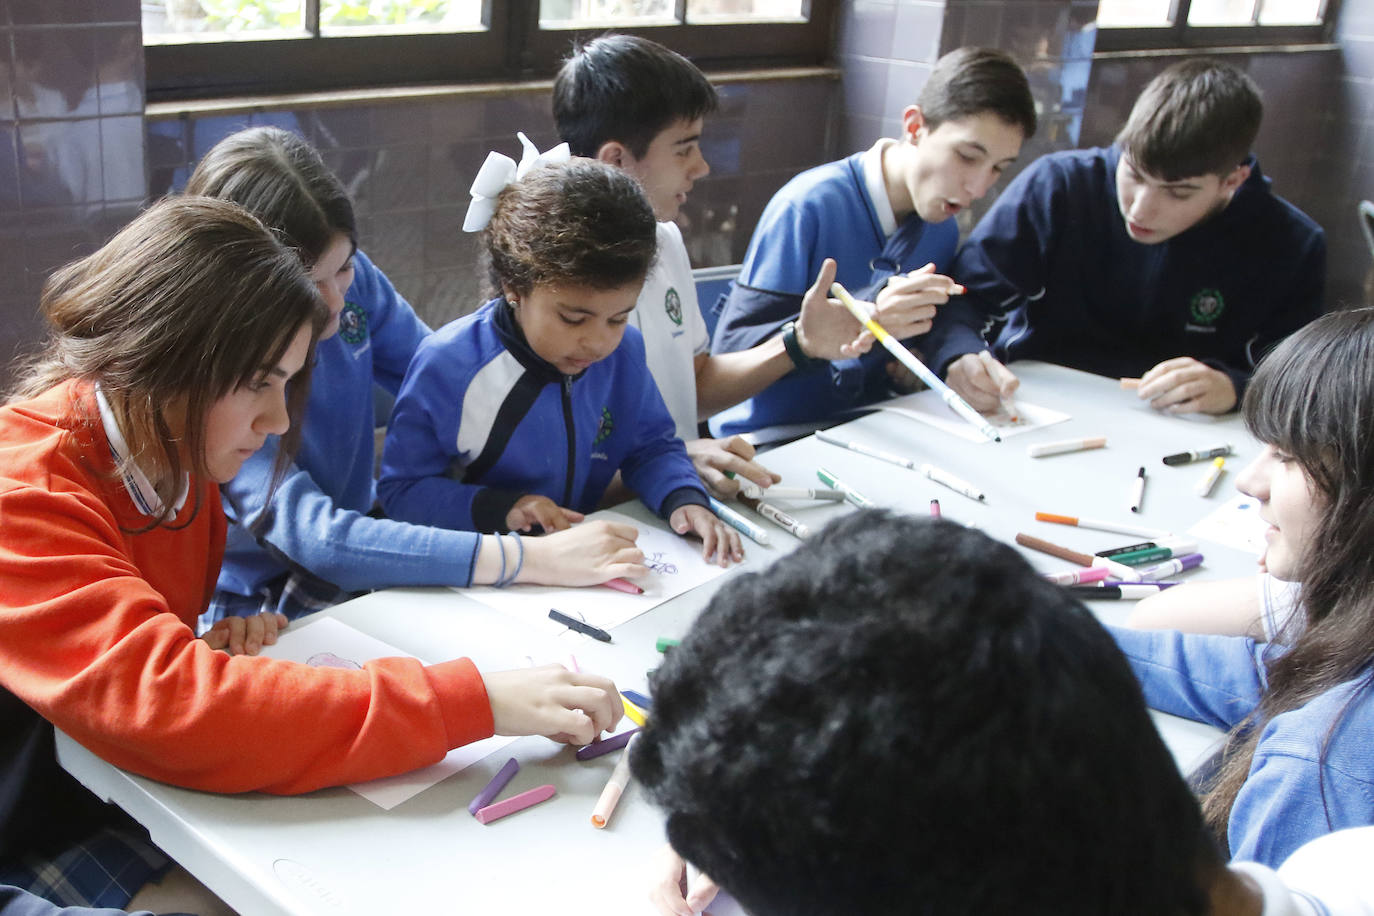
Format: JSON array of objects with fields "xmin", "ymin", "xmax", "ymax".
[
  {"xmin": 1162, "ymin": 444, "xmax": 1233, "ymax": 466},
  {"xmin": 549, "ymin": 608, "xmax": 612, "ymax": 643}
]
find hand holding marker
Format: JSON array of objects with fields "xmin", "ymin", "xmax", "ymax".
[{"xmin": 829, "ymin": 281, "xmax": 1002, "ymax": 443}]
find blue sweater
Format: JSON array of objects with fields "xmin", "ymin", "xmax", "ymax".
[
  {"xmin": 710, "ymin": 152, "xmax": 958, "ymax": 433},
  {"xmin": 215, "ymin": 250, "xmax": 484, "ymax": 600},
  {"xmin": 925, "ymin": 147, "xmax": 1325, "ymax": 402},
  {"xmin": 1109, "ymin": 625, "xmax": 1374, "ymax": 867},
  {"xmin": 378, "ymin": 298, "xmax": 707, "ymax": 533}
]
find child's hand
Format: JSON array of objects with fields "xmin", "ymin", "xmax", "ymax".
[
  {"xmin": 1136, "ymin": 356, "xmax": 1237, "ymax": 414},
  {"xmin": 670, "ymin": 504, "xmax": 744, "ymax": 567},
  {"xmin": 506, "ymin": 494, "xmax": 583, "ymax": 533},
  {"xmin": 945, "ymin": 351, "xmax": 1020, "ymax": 413},
  {"xmin": 480, "ymin": 664, "xmax": 622, "ymax": 746},
  {"xmin": 201, "ymin": 612, "xmax": 288, "ymax": 656},
  {"xmin": 649, "ymin": 844, "xmax": 722, "ymax": 916},
  {"xmin": 686, "ymin": 435, "xmax": 780, "ymax": 499},
  {"xmin": 521, "ymin": 520, "xmax": 648, "ymax": 586}
]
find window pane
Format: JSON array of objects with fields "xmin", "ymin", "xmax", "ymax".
[
  {"xmin": 1096, "ymin": 0, "xmax": 1173, "ymax": 27},
  {"xmin": 1187, "ymin": 0, "xmax": 1258, "ymax": 25},
  {"xmin": 687, "ymin": 0, "xmax": 805, "ymax": 23},
  {"xmin": 143, "ymin": 0, "xmax": 306, "ymax": 42},
  {"xmin": 1257, "ymin": 0, "xmax": 1323, "ymax": 24},
  {"xmin": 321, "ymin": 0, "xmax": 482, "ymax": 33},
  {"xmin": 539, "ymin": 0, "xmax": 677, "ymax": 28}
]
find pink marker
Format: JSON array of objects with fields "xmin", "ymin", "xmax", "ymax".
[
  {"xmin": 1042, "ymin": 565, "xmax": 1111, "ymax": 586},
  {"xmin": 602, "ymin": 577, "xmax": 644, "ymax": 595},
  {"xmin": 474, "ymin": 784, "xmax": 556, "ymax": 825}
]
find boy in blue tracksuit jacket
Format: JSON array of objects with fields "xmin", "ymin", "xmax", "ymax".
[{"xmin": 379, "ymin": 297, "xmax": 708, "ymax": 534}]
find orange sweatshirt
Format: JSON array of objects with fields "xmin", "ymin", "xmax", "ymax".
[{"xmin": 0, "ymin": 381, "xmax": 494, "ymax": 795}]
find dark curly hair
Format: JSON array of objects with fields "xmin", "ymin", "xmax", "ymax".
[
  {"xmin": 483, "ymin": 157, "xmax": 657, "ymax": 300},
  {"xmin": 634, "ymin": 510, "xmax": 1217, "ymax": 916}
]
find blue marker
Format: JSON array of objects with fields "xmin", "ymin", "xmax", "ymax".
[{"xmin": 708, "ymin": 496, "xmax": 771, "ymax": 546}]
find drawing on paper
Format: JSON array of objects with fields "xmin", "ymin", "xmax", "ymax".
[{"xmin": 644, "ymin": 551, "xmax": 678, "ymax": 575}]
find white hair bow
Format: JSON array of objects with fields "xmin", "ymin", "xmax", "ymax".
[{"xmin": 462, "ymin": 131, "xmax": 572, "ymax": 233}]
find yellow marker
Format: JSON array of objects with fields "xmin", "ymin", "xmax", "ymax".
[
  {"xmin": 1195, "ymin": 456, "xmax": 1226, "ymax": 497},
  {"xmin": 621, "ymin": 695, "xmax": 647, "ymax": 727},
  {"xmin": 830, "ymin": 282, "xmax": 1001, "ymax": 443}
]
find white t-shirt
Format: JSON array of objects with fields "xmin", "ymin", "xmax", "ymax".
[
  {"xmin": 1232, "ymin": 826, "xmax": 1374, "ymax": 915},
  {"xmin": 861, "ymin": 138, "xmax": 899, "ymax": 239},
  {"xmin": 631, "ymin": 221, "xmax": 710, "ymax": 442}
]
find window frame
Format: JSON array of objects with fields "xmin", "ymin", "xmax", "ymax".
[
  {"xmin": 144, "ymin": 0, "xmax": 837, "ymax": 102},
  {"xmin": 1094, "ymin": 0, "xmax": 1341, "ymax": 53}
]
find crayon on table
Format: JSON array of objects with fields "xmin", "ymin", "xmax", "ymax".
[
  {"xmin": 474, "ymin": 784, "xmax": 556, "ymax": 825},
  {"xmin": 468, "ymin": 757, "xmax": 520, "ymax": 816},
  {"xmin": 1027, "ymin": 436, "xmax": 1107, "ymax": 458},
  {"xmin": 830, "ymin": 281, "xmax": 1001, "ymax": 443},
  {"xmin": 708, "ymin": 496, "xmax": 771, "ymax": 545},
  {"xmin": 816, "ymin": 466, "xmax": 876, "ymax": 508},
  {"xmin": 590, "ymin": 734, "xmax": 641, "ymax": 829},
  {"xmin": 575, "ymin": 727, "xmax": 642, "ymax": 761}
]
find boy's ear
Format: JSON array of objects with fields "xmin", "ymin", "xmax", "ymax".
[
  {"xmin": 900, "ymin": 105, "xmax": 927, "ymax": 144},
  {"xmin": 1219, "ymin": 162, "xmax": 1251, "ymax": 195},
  {"xmin": 595, "ymin": 140, "xmax": 630, "ymax": 168}
]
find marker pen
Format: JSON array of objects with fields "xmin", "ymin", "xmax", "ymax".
[
  {"xmin": 1195, "ymin": 457, "xmax": 1226, "ymax": 497},
  {"xmin": 708, "ymin": 496, "xmax": 771, "ymax": 546},
  {"xmin": 739, "ymin": 494, "xmax": 812, "ymax": 540},
  {"xmin": 816, "ymin": 466, "xmax": 876, "ymax": 509},
  {"xmin": 1162, "ymin": 444, "xmax": 1234, "ymax": 466},
  {"xmin": 1027, "ymin": 436, "xmax": 1107, "ymax": 458},
  {"xmin": 1134, "ymin": 553, "xmax": 1204, "ymax": 582},
  {"xmin": 1067, "ymin": 584, "xmax": 1176, "ymax": 600},
  {"xmin": 1129, "ymin": 467, "xmax": 1147, "ymax": 514},
  {"xmin": 1042, "ymin": 565, "xmax": 1111, "ymax": 586}
]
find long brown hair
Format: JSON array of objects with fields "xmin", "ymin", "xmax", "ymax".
[
  {"xmin": 11, "ymin": 196, "xmax": 328, "ymax": 523},
  {"xmin": 1201, "ymin": 307, "xmax": 1374, "ymax": 836}
]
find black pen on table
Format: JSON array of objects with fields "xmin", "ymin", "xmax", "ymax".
[{"xmin": 549, "ymin": 608, "xmax": 612, "ymax": 643}]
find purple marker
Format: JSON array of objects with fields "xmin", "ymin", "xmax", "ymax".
[
  {"xmin": 575, "ymin": 727, "xmax": 642, "ymax": 761},
  {"xmin": 468, "ymin": 756, "xmax": 520, "ymax": 816},
  {"xmin": 1102, "ymin": 579, "xmax": 1183, "ymax": 589},
  {"xmin": 1135, "ymin": 553, "xmax": 1203, "ymax": 582}
]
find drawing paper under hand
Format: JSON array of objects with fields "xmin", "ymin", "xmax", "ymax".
[
  {"xmin": 260, "ymin": 616, "xmax": 517, "ymax": 810},
  {"xmin": 460, "ymin": 510, "xmax": 733, "ymax": 634},
  {"xmin": 880, "ymin": 389, "xmax": 1069, "ymax": 442}
]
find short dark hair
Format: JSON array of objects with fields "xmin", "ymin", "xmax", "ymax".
[
  {"xmin": 484, "ymin": 157, "xmax": 657, "ymax": 298},
  {"xmin": 634, "ymin": 511, "xmax": 1217, "ymax": 916},
  {"xmin": 1115, "ymin": 59, "xmax": 1262, "ymax": 181},
  {"xmin": 553, "ymin": 34, "xmax": 719, "ymax": 159},
  {"xmin": 918, "ymin": 46, "xmax": 1037, "ymax": 139},
  {"xmin": 185, "ymin": 126, "xmax": 358, "ymax": 267}
]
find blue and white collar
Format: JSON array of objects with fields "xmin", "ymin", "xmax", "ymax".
[
  {"xmin": 94, "ymin": 383, "xmax": 189, "ymax": 517},
  {"xmin": 863, "ymin": 138, "xmax": 900, "ymax": 239}
]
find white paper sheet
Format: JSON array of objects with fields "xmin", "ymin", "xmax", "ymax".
[
  {"xmin": 260, "ymin": 616, "xmax": 517, "ymax": 810},
  {"xmin": 1188, "ymin": 493, "xmax": 1267, "ymax": 555},
  {"xmin": 460, "ymin": 510, "xmax": 733, "ymax": 635},
  {"xmin": 879, "ymin": 389, "xmax": 1070, "ymax": 442}
]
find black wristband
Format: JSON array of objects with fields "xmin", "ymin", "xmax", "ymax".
[{"xmin": 781, "ymin": 320, "xmax": 819, "ymax": 371}]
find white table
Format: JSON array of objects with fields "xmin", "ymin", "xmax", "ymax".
[{"xmin": 56, "ymin": 362, "xmax": 1258, "ymax": 915}]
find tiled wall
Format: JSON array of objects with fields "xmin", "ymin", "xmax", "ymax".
[{"xmin": 146, "ymin": 74, "xmax": 838, "ymax": 333}]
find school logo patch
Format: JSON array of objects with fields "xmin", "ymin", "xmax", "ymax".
[
  {"xmin": 338, "ymin": 301, "xmax": 368, "ymax": 345},
  {"xmin": 664, "ymin": 288, "xmax": 683, "ymax": 327},
  {"xmin": 1189, "ymin": 289, "xmax": 1225, "ymax": 326},
  {"xmin": 593, "ymin": 406, "xmax": 614, "ymax": 446}
]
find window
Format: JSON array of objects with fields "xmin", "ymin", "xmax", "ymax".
[
  {"xmin": 1095, "ymin": 0, "xmax": 1336, "ymax": 52},
  {"xmin": 143, "ymin": 0, "xmax": 831, "ymax": 102}
]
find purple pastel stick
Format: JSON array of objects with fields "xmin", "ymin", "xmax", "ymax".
[
  {"xmin": 468, "ymin": 757, "xmax": 520, "ymax": 816},
  {"xmin": 574, "ymin": 726, "xmax": 642, "ymax": 761},
  {"xmin": 474, "ymin": 784, "xmax": 556, "ymax": 825}
]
